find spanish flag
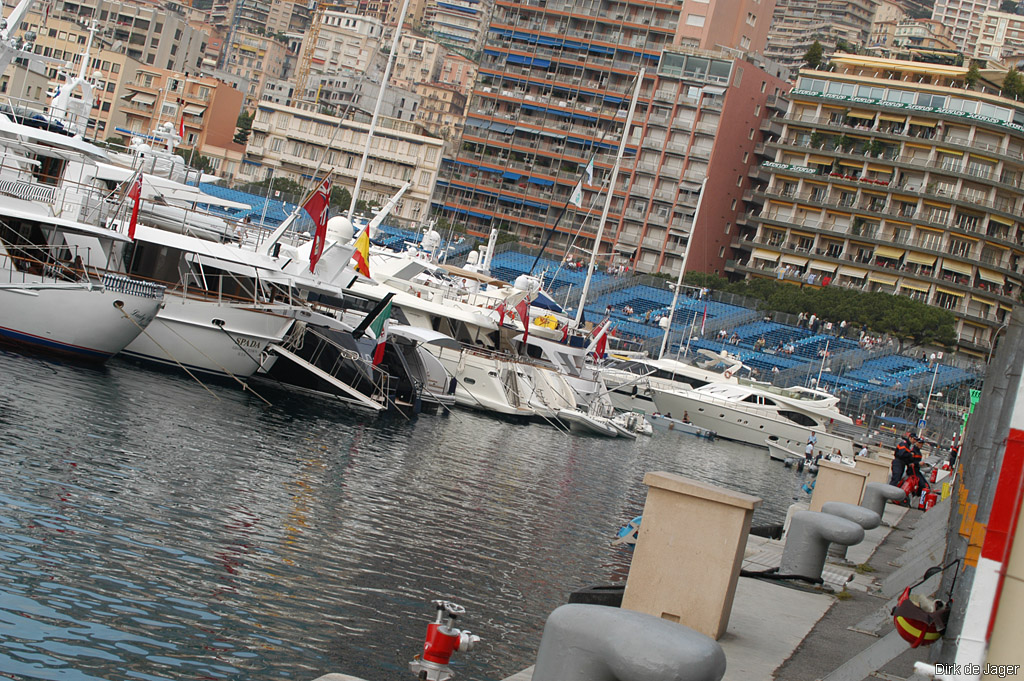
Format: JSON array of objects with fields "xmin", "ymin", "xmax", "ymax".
[{"xmin": 352, "ymin": 226, "xmax": 370, "ymax": 278}]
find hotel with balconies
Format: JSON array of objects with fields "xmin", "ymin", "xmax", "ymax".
[
  {"xmin": 730, "ymin": 54, "xmax": 1024, "ymax": 357},
  {"xmin": 242, "ymin": 100, "xmax": 444, "ymax": 225},
  {"xmin": 431, "ymin": 0, "xmax": 778, "ymax": 276}
]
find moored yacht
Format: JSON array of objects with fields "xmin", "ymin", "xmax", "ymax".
[
  {"xmin": 651, "ymin": 381, "xmax": 855, "ymax": 455},
  {"xmin": 0, "ymin": 214, "xmax": 164, "ymax": 360}
]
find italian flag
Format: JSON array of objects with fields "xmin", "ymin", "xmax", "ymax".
[{"xmin": 368, "ymin": 300, "xmax": 391, "ymax": 366}]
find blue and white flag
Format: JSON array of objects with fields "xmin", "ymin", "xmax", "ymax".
[
  {"xmin": 584, "ymin": 157, "xmax": 594, "ymax": 185},
  {"xmin": 569, "ymin": 179, "xmax": 583, "ymax": 207}
]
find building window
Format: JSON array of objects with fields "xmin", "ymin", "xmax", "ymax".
[{"xmin": 685, "ymin": 14, "xmax": 706, "ymax": 26}]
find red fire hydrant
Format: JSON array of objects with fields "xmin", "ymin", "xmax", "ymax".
[{"xmin": 409, "ymin": 600, "xmax": 480, "ymax": 681}]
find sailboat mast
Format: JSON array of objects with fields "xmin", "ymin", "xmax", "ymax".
[
  {"xmin": 573, "ymin": 68, "xmax": 645, "ymax": 327},
  {"xmin": 659, "ymin": 176, "xmax": 707, "ymax": 359},
  {"xmin": 347, "ymin": 0, "xmax": 413, "ymax": 219}
]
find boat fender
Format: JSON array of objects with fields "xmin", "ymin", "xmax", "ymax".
[{"xmin": 724, "ymin": 369, "xmax": 733, "ymax": 379}]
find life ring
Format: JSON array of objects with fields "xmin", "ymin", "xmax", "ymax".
[{"xmin": 724, "ymin": 369, "xmax": 734, "ymax": 379}]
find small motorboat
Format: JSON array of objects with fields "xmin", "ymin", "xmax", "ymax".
[
  {"xmin": 557, "ymin": 407, "xmax": 619, "ymax": 437},
  {"xmin": 649, "ymin": 414, "xmax": 717, "ymax": 440},
  {"xmin": 766, "ymin": 438, "xmax": 805, "ymax": 462},
  {"xmin": 611, "ymin": 411, "xmax": 653, "ymax": 438}
]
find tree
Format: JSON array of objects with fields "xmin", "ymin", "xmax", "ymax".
[
  {"xmin": 173, "ymin": 147, "xmax": 213, "ymax": 174},
  {"xmin": 803, "ymin": 40, "xmax": 824, "ymax": 68},
  {"xmin": 1000, "ymin": 0, "xmax": 1017, "ymax": 12},
  {"xmin": 835, "ymin": 39, "xmax": 851, "ymax": 53},
  {"xmin": 1002, "ymin": 68, "xmax": 1024, "ymax": 98},
  {"xmin": 233, "ymin": 111, "xmax": 253, "ymax": 145},
  {"xmin": 965, "ymin": 62, "xmax": 981, "ymax": 89},
  {"xmin": 330, "ymin": 185, "xmax": 351, "ymax": 212}
]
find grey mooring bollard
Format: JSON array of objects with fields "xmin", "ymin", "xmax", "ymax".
[
  {"xmin": 779, "ymin": 511, "xmax": 865, "ymax": 581},
  {"xmin": 860, "ymin": 482, "xmax": 906, "ymax": 519},
  {"xmin": 822, "ymin": 501, "xmax": 881, "ymax": 560},
  {"xmin": 532, "ymin": 604, "xmax": 726, "ymax": 681}
]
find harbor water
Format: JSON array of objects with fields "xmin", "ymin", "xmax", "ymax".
[{"xmin": 0, "ymin": 349, "xmax": 815, "ymax": 681}]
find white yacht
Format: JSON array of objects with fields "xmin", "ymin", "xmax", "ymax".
[
  {"xmin": 602, "ymin": 349, "xmax": 744, "ymax": 414},
  {"xmin": 651, "ymin": 381, "xmax": 855, "ymax": 456},
  {"xmin": 0, "ymin": 107, "xmax": 167, "ymax": 359},
  {"xmin": 0, "ymin": 212, "xmax": 164, "ymax": 360}
]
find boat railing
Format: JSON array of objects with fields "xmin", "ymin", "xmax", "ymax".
[{"xmin": 0, "ymin": 238, "xmax": 94, "ymax": 286}]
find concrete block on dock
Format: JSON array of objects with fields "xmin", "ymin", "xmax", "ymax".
[
  {"xmin": 779, "ymin": 511, "xmax": 865, "ymax": 581},
  {"xmin": 855, "ymin": 457, "xmax": 891, "ymax": 487},
  {"xmin": 621, "ymin": 471, "xmax": 761, "ymax": 640},
  {"xmin": 810, "ymin": 460, "xmax": 869, "ymax": 512}
]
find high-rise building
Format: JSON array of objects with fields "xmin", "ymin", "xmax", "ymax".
[
  {"xmin": 730, "ymin": 54, "xmax": 1024, "ymax": 357},
  {"xmin": 420, "ymin": 0, "xmax": 495, "ymax": 55},
  {"xmin": 765, "ymin": 0, "xmax": 877, "ymax": 69},
  {"xmin": 932, "ymin": 0, "xmax": 1000, "ymax": 53},
  {"xmin": 33, "ymin": 0, "xmax": 208, "ymax": 72},
  {"xmin": 431, "ymin": 0, "xmax": 779, "ymax": 276},
  {"xmin": 975, "ymin": 9, "xmax": 1024, "ymax": 64}
]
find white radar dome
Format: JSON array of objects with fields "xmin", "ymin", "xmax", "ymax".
[
  {"xmin": 326, "ymin": 215, "xmax": 354, "ymax": 242},
  {"xmin": 514, "ymin": 274, "xmax": 541, "ymax": 293}
]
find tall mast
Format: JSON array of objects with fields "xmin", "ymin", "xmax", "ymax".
[{"xmin": 573, "ymin": 68, "xmax": 645, "ymax": 327}]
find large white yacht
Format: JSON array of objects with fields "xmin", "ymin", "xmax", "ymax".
[
  {"xmin": 651, "ymin": 381, "xmax": 855, "ymax": 455},
  {"xmin": 601, "ymin": 349, "xmax": 744, "ymax": 414}
]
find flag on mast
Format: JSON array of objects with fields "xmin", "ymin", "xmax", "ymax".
[
  {"xmin": 368, "ymin": 299, "xmax": 392, "ymax": 366},
  {"xmin": 304, "ymin": 175, "xmax": 332, "ymax": 273},
  {"xmin": 127, "ymin": 171, "xmax": 143, "ymax": 240},
  {"xmin": 700, "ymin": 303, "xmax": 707, "ymax": 336},
  {"xmin": 515, "ymin": 298, "xmax": 530, "ymax": 343},
  {"xmin": 178, "ymin": 112, "xmax": 185, "ymax": 139},
  {"xmin": 569, "ymin": 179, "xmax": 583, "ymax": 208},
  {"xmin": 584, "ymin": 156, "xmax": 594, "ymax": 185},
  {"xmin": 352, "ymin": 226, "xmax": 371, "ymax": 278}
]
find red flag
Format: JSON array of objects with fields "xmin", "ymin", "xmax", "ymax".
[
  {"xmin": 593, "ymin": 329, "xmax": 608, "ymax": 360},
  {"xmin": 304, "ymin": 175, "xmax": 332, "ymax": 273},
  {"xmin": 561, "ymin": 324, "xmax": 568, "ymax": 342},
  {"xmin": 515, "ymin": 299, "xmax": 530, "ymax": 343},
  {"xmin": 178, "ymin": 112, "xmax": 185, "ymax": 139},
  {"xmin": 127, "ymin": 172, "xmax": 143, "ymax": 240},
  {"xmin": 496, "ymin": 301, "xmax": 506, "ymax": 325},
  {"xmin": 700, "ymin": 303, "xmax": 707, "ymax": 336}
]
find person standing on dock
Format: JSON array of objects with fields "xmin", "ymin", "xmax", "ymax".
[{"xmin": 889, "ymin": 434, "xmax": 913, "ymax": 486}]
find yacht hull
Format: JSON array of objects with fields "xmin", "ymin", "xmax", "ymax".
[
  {"xmin": 0, "ymin": 276, "xmax": 163, "ymax": 360},
  {"xmin": 429, "ymin": 346, "xmax": 534, "ymax": 417},
  {"xmin": 121, "ymin": 296, "xmax": 293, "ymax": 378},
  {"xmin": 652, "ymin": 388, "xmax": 853, "ymax": 455}
]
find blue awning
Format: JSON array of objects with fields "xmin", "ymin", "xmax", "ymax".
[
  {"xmin": 528, "ymin": 177, "xmax": 554, "ymax": 186},
  {"xmin": 502, "ymin": 171, "xmax": 521, "ymax": 180},
  {"xmin": 437, "ymin": 1, "xmax": 477, "ymax": 12}
]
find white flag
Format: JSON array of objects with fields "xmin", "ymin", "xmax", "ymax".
[
  {"xmin": 584, "ymin": 157, "xmax": 594, "ymax": 185},
  {"xmin": 569, "ymin": 179, "xmax": 583, "ymax": 207}
]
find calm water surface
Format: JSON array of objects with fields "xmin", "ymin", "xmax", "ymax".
[{"xmin": 0, "ymin": 349, "xmax": 812, "ymax": 681}]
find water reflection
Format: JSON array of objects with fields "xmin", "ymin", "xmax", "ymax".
[{"xmin": 0, "ymin": 350, "xmax": 812, "ymax": 680}]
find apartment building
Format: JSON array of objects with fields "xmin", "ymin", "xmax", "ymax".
[
  {"xmin": 975, "ymin": 9, "xmax": 1024, "ymax": 64},
  {"xmin": 37, "ymin": 0, "xmax": 207, "ymax": 71},
  {"xmin": 431, "ymin": 0, "xmax": 780, "ymax": 276},
  {"xmin": 421, "ymin": 0, "xmax": 495, "ymax": 54},
  {"xmin": 392, "ymin": 32, "xmax": 444, "ymax": 90},
  {"xmin": 294, "ymin": 10, "xmax": 385, "ymax": 102},
  {"xmin": 765, "ymin": 0, "xmax": 877, "ymax": 68},
  {"xmin": 18, "ymin": 15, "xmax": 142, "ymax": 139},
  {"xmin": 730, "ymin": 54, "xmax": 1024, "ymax": 357},
  {"xmin": 437, "ymin": 52, "xmax": 478, "ymax": 96},
  {"xmin": 414, "ymin": 82, "xmax": 467, "ymax": 151},
  {"xmin": 242, "ymin": 101, "xmax": 444, "ymax": 224},
  {"xmin": 119, "ymin": 68, "xmax": 245, "ymax": 178},
  {"xmin": 932, "ymin": 0, "xmax": 1001, "ymax": 53},
  {"xmin": 220, "ymin": 30, "xmax": 291, "ymax": 107}
]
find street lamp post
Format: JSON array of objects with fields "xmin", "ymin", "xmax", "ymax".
[{"xmin": 918, "ymin": 353, "xmax": 941, "ymax": 438}]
